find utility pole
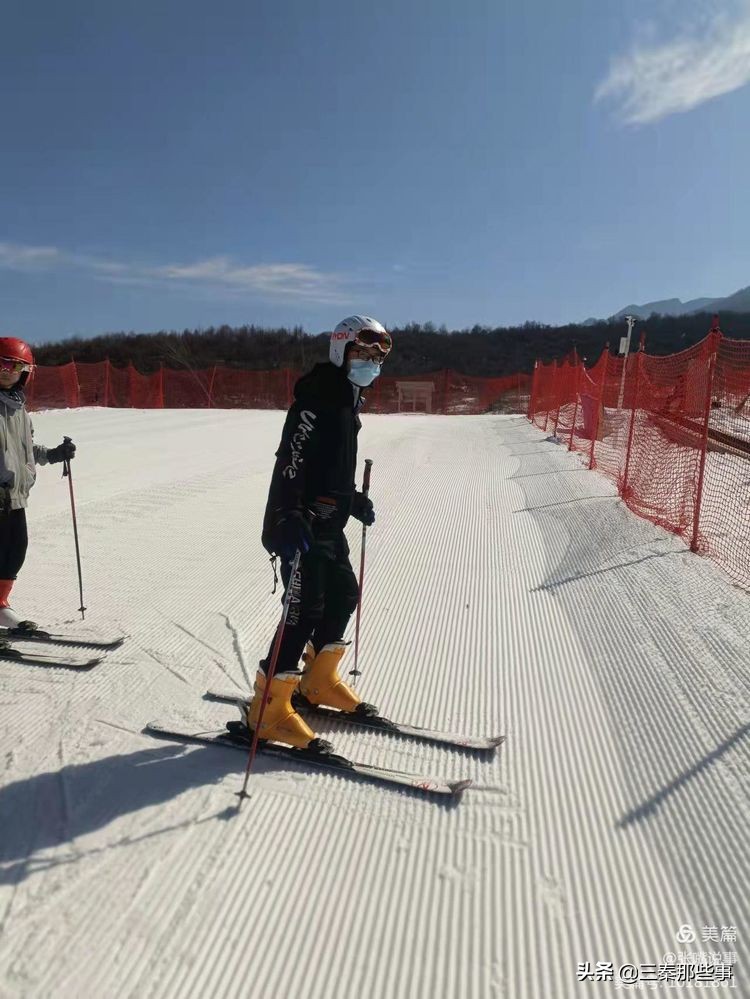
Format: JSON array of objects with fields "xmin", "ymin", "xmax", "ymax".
[{"xmin": 617, "ymin": 315, "xmax": 636, "ymax": 410}]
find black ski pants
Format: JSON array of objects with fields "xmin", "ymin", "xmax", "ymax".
[
  {"xmin": 0, "ymin": 509, "xmax": 28, "ymax": 579},
  {"xmin": 263, "ymin": 533, "xmax": 359, "ymax": 675}
]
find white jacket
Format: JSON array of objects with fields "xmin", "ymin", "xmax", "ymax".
[{"xmin": 0, "ymin": 389, "xmax": 51, "ymax": 510}]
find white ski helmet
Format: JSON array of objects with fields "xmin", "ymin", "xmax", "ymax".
[{"xmin": 329, "ymin": 315, "xmax": 392, "ymax": 368}]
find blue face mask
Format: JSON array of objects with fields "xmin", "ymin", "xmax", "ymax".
[{"xmin": 347, "ymin": 358, "xmax": 381, "ymax": 387}]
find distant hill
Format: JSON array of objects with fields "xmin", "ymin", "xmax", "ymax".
[{"xmin": 608, "ymin": 285, "xmax": 750, "ymax": 321}]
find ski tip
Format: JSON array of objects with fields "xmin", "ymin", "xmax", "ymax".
[
  {"xmin": 79, "ymin": 633, "xmax": 127, "ymax": 650},
  {"xmin": 79, "ymin": 658, "xmax": 105, "ymax": 670},
  {"xmin": 144, "ymin": 723, "xmax": 195, "ymax": 745},
  {"xmin": 203, "ymin": 689, "xmax": 246, "ymax": 703},
  {"xmin": 17, "ymin": 654, "xmax": 105, "ymax": 670},
  {"xmin": 410, "ymin": 777, "xmax": 472, "ymax": 796},
  {"xmin": 454, "ymin": 736, "xmax": 505, "ymax": 752}
]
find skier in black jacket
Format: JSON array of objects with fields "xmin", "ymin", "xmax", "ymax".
[{"xmin": 247, "ymin": 315, "xmax": 392, "ymax": 749}]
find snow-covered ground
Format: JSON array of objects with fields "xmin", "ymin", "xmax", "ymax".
[{"xmin": 1, "ymin": 409, "xmax": 748, "ymax": 998}]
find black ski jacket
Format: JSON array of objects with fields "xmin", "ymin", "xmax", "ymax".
[{"xmin": 262, "ymin": 362, "xmax": 363, "ymax": 554}]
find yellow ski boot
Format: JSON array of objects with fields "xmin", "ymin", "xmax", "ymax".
[
  {"xmin": 245, "ymin": 670, "xmax": 318, "ymax": 749},
  {"xmin": 299, "ymin": 642, "xmax": 377, "ymax": 716}
]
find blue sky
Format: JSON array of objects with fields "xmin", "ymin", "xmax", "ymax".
[{"xmin": 2, "ymin": 0, "xmax": 750, "ymax": 343}]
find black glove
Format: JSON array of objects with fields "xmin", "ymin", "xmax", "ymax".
[
  {"xmin": 276, "ymin": 510, "xmax": 314, "ymax": 560},
  {"xmin": 46, "ymin": 439, "xmax": 76, "ymax": 464},
  {"xmin": 351, "ymin": 491, "xmax": 375, "ymax": 526}
]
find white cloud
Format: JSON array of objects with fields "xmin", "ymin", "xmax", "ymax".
[
  {"xmin": 596, "ymin": 2, "xmax": 750, "ymax": 124},
  {"xmin": 153, "ymin": 258, "xmax": 347, "ymax": 303},
  {"xmin": 0, "ymin": 242, "xmax": 61, "ymax": 268},
  {"xmin": 0, "ymin": 241, "xmax": 349, "ymax": 304}
]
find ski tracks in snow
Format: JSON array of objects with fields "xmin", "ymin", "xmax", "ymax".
[{"xmin": 0, "ymin": 410, "xmax": 747, "ymax": 998}]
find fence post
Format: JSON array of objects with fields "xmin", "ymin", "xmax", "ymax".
[
  {"xmin": 70, "ymin": 360, "xmax": 81, "ymax": 408},
  {"xmin": 588, "ymin": 351, "xmax": 608, "ymax": 469},
  {"xmin": 284, "ymin": 368, "xmax": 292, "ymax": 407},
  {"xmin": 568, "ymin": 361, "xmax": 582, "ymax": 451},
  {"xmin": 691, "ymin": 329, "xmax": 720, "ymax": 553},
  {"xmin": 208, "ymin": 365, "xmax": 217, "ymax": 408},
  {"xmin": 552, "ymin": 362, "xmax": 564, "ymax": 436},
  {"xmin": 621, "ymin": 349, "xmax": 643, "ymax": 498},
  {"xmin": 103, "ymin": 359, "xmax": 110, "ymax": 407},
  {"xmin": 543, "ymin": 361, "xmax": 556, "ymax": 432},
  {"xmin": 528, "ymin": 360, "xmax": 538, "ymax": 421},
  {"xmin": 159, "ymin": 363, "xmax": 165, "ymax": 408}
]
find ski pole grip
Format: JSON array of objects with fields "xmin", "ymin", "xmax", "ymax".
[
  {"xmin": 62, "ymin": 436, "xmax": 72, "ymax": 478},
  {"xmin": 362, "ymin": 458, "xmax": 373, "ymax": 497}
]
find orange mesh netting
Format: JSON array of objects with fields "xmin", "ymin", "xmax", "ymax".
[
  {"xmin": 25, "ymin": 361, "xmax": 530, "ymax": 415},
  {"xmin": 528, "ymin": 323, "xmax": 750, "ymax": 590},
  {"xmin": 22, "ymin": 342, "xmax": 750, "ymax": 587},
  {"xmin": 26, "ymin": 363, "xmax": 80, "ymax": 409},
  {"xmin": 698, "ymin": 334, "xmax": 750, "ymax": 584}
]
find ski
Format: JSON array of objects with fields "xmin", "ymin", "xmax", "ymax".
[
  {"xmin": 0, "ymin": 625, "xmax": 125, "ymax": 650},
  {"xmin": 204, "ymin": 688, "xmax": 504, "ymax": 752},
  {"xmin": 0, "ymin": 641, "xmax": 103, "ymax": 670},
  {"xmin": 145, "ymin": 722, "xmax": 471, "ymax": 797}
]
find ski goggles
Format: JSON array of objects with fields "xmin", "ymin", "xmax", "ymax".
[
  {"xmin": 0, "ymin": 357, "xmax": 32, "ymax": 373},
  {"xmin": 353, "ymin": 328, "xmax": 392, "ymax": 358}
]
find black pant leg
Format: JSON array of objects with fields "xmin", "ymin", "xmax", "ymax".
[
  {"xmin": 310, "ymin": 543, "xmax": 359, "ymax": 653},
  {"xmin": 262, "ymin": 546, "xmax": 328, "ymax": 674},
  {"xmin": 0, "ymin": 510, "xmax": 28, "ymax": 579}
]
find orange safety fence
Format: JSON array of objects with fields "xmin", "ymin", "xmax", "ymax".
[
  {"xmin": 528, "ymin": 321, "xmax": 750, "ymax": 590},
  {"xmin": 24, "ymin": 362, "xmax": 531, "ymax": 416}
]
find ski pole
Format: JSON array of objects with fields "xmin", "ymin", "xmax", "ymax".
[
  {"xmin": 62, "ymin": 436, "xmax": 86, "ymax": 621},
  {"xmin": 237, "ymin": 547, "xmax": 302, "ymax": 802},
  {"xmin": 350, "ymin": 458, "xmax": 373, "ymax": 683}
]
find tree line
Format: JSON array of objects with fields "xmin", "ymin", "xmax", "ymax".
[{"xmin": 31, "ymin": 312, "xmax": 750, "ymax": 377}]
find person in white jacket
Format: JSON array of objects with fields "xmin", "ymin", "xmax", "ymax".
[{"xmin": 0, "ymin": 336, "xmax": 77, "ymax": 629}]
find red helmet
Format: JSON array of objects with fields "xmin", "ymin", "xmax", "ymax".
[{"xmin": 0, "ymin": 337, "xmax": 34, "ymax": 367}]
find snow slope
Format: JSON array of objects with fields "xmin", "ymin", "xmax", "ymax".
[{"xmin": 1, "ymin": 410, "xmax": 747, "ymax": 998}]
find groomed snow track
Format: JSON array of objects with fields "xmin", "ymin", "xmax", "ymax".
[{"xmin": 1, "ymin": 409, "xmax": 747, "ymax": 998}]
